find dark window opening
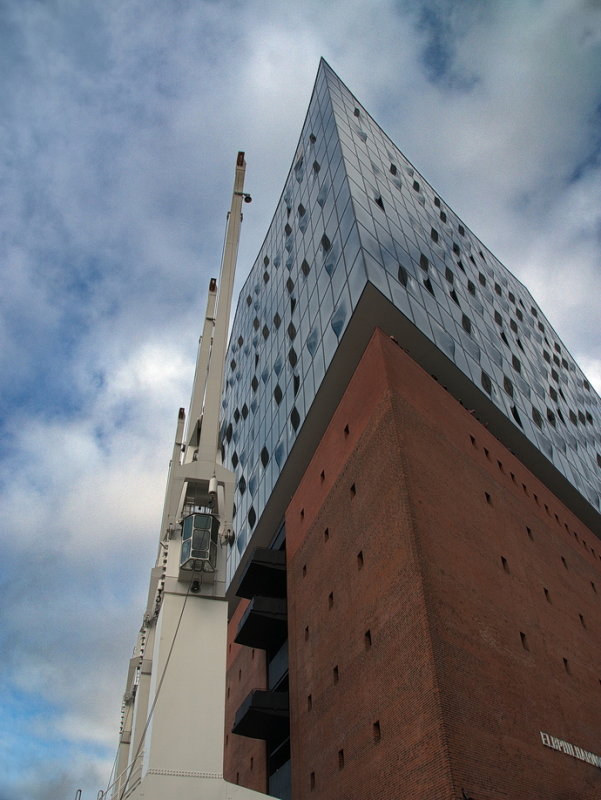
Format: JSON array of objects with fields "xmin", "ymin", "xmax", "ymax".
[
  {"xmin": 290, "ymin": 406, "xmax": 300, "ymax": 431},
  {"xmin": 532, "ymin": 407, "xmax": 543, "ymax": 428},
  {"xmin": 481, "ymin": 371, "xmax": 492, "ymax": 395}
]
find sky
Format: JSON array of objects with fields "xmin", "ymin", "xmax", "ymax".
[{"xmin": 0, "ymin": 1, "xmax": 600, "ymax": 798}]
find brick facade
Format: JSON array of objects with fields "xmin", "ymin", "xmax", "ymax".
[
  {"xmin": 224, "ymin": 597, "xmax": 268, "ymax": 792},
  {"xmin": 281, "ymin": 330, "xmax": 601, "ymax": 800}
]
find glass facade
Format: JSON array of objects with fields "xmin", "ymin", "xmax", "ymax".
[{"xmin": 222, "ymin": 60, "xmax": 600, "ymax": 585}]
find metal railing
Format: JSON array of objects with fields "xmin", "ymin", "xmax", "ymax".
[{"xmin": 102, "ymin": 752, "xmax": 143, "ymax": 800}]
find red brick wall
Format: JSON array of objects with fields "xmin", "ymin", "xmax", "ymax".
[
  {"xmin": 224, "ymin": 597, "xmax": 268, "ymax": 791},
  {"xmin": 285, "ymin": 329, "xmax": 601, "ymax": 800}
]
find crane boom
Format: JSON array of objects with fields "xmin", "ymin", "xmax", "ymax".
[{"xmin": 107, "ymin": 154, "xmax": 277, "ymax": 800}]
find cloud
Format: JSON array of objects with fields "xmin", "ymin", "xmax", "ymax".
[{"xmin": 0, "ymin": 1, "xmax": 600, "ymax": 798}]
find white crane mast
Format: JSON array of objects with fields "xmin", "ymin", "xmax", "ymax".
[{"xmin": 107, "ymin": 154, "xmax": 276, "ymax": 800}]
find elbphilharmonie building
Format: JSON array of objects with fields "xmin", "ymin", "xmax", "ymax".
[{"xmin": 221, "ymin": 60, "xmax": 601, "ymax": 800}]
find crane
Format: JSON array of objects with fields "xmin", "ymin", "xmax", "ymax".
[{"xmin": 105, "ymin": 153, "xmax": 276, "ymax": 800}]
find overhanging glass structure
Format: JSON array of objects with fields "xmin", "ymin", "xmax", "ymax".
[{"xmin": 222, "ymin": 60, "xmax": 600, "ymax": 587}]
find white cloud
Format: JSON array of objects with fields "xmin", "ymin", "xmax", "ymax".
[{"xmin": 0, "ymin": 1, "xmax": 600, "ymax": 797}]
